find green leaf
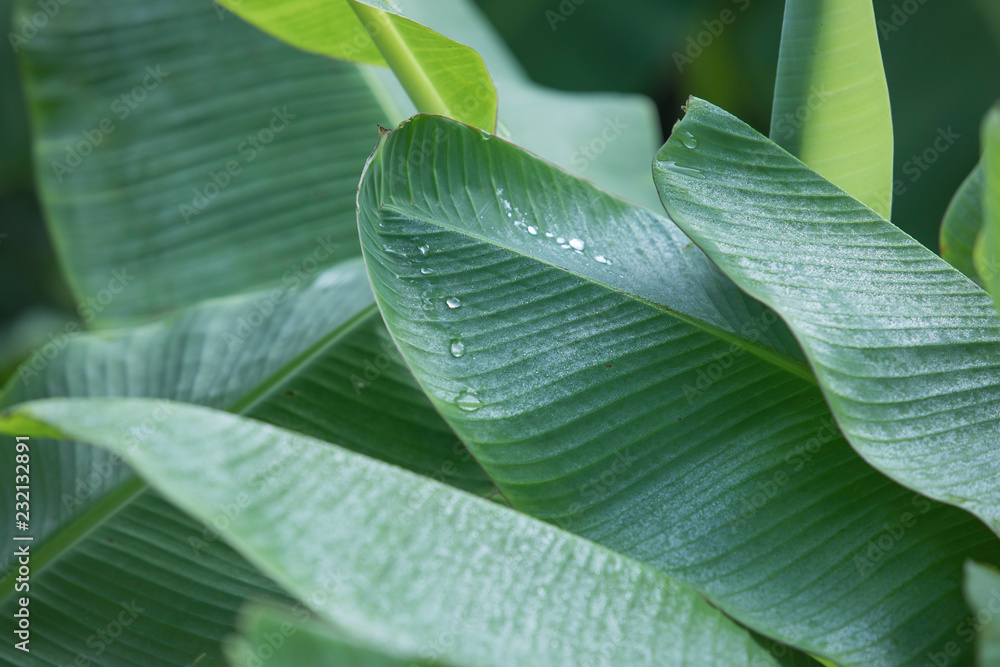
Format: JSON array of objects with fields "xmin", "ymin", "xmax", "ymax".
[
  {"xmin": 974, "ymin": 105, "xmax": 1000, "ymax": 309},
  {"xmin": 1, "ymin": 398, "xmax": 797, "ymax": 667},
  {"xmin": 219, "ymin": 0, "xmax": 663, "ymax": 211},
  {"xmin": 215, "ymin": 0, "xmax": 497, "ymax": 131},
  {"xmin": 654, "ymin": 96, "xmax": 1000, "ymax": 535},
  {"xmin": 19, "ymin": 0, "xmax": 393, "ymax": 324},
  {"xmin": 0, "ymin": 262, "xmax": 489, "ymax": 664},
  {"xmin": 770, "ymin": 0, "xmax": 893, "ymax": 218},
  {"xmin": 941, "ymin": 164, "xmax": 985, "ymax": 285},
  {"xmin": 964, "ymin": 561, "xmax": 1000, "ymax": 667},
  {"xmin": 227, "ymin": 602, "xmax": 448, "ymax": 667},
  {"xmin": 357, "ymin": 113, "xmax": 1000, "ymax": 666}
]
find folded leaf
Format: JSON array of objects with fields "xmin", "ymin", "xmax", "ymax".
[
  {"xmin": 655, "ymin": 96, "xmax": 1000, "ymax": 535},
  {"xmin": 358, "ymin": 113, "xmax": 1000, "ymax": 667},
  {"xmin": 0, "ymin": 398, "xmax": 797, "ymax": 667},
  {"xmin": 771, "ymin": 0, "xmax": 893, "ymax": 218}
]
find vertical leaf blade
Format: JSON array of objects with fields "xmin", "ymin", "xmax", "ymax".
[{"xmin": 771, "ymin": 0, "xmax": 893, "ymax": 218}]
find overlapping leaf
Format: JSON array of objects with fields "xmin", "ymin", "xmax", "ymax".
[
  {"xmin": 964, "ymin": 561, "xmax": 1000, "ymax": 666},
  {"xmin": 357, "ymin": 113, "xmax": 1000, "ymax": 666},
  {"xmin": 770, "ymin": 0, "xmax": 893, "ymax": 218},
  {"xmin": 1, "ymin": 398, "xmax": 799, "ymax": 667},
  {"xmin": 216, "ymin": 0, "xmax": 498, "ymax": 130},
  {"xmin": 219, "ymin": 0, "xmax": 664, "ymax": 210},
  {"xmin": 17, "ymin": 0, "xmax": 393, "ymax": 324},
  {"xmin": 941, "ymin": 164, "xmax": 985, "ymax": 285},
  {"xmin": 974, "ymin": 105, "xmax": 1000, "ymax": 310},
  {"xmin": 0, "ymin": 262, "xmax": 489, "ymax": 664},
  {"xmin": 654, "ymin": 96, "xmax": 1000, "ymax": 536}
]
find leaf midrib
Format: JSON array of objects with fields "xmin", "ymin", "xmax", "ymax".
[
  {"xmin": 0, "ymin": 302, "xmax": 382, "ymax": 598},
  {"xmin": 375, "ymin": 200, "xmax": 816, "ymax": 386}
]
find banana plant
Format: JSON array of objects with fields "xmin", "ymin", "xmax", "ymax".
[{"xmin": 2, "ymin": 0, "xmax": 1000, "ymax": 665}]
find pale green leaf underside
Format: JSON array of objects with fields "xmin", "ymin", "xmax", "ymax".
[
  {"xmin": 0, "ymin": 263, "xmax": 489, "ymax": 664},
  {"xmin": 19, "ymin": 0, "xmax": 392, "ymax": 324},
  {"xmin": 941, "ymin": 164, "xmax": 984, "ymax": 285},
  {"xmin": 655, "ymin": 96, "xmax": 1000, "ymax": 535},
  {"xmin": 974, "ymin": 106, "xmax": 1000, "ymax": 312},
  {"xmin": 770, "ymin": 0, "xmax": 893, "ymax": 219},
  {"xmin": 358, "ymin": 113, "xmax": 1000, "ymax": 667},
  {"xmin": 0, "ymin": 398, "xmax": 793, "ymax": 667},
  {"xmin": 216, "ymin": 0, "xmax": 498, "ymax": 131},
  {"xmin": 964, "ymin": 561, "xmax": 1000, "ymax": 666}
]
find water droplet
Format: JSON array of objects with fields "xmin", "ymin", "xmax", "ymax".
[
  {"xmin": 556, "ymin": 237, "xmax": 566, "ymax": 244},
  {"xmin": 420, "ymin": 267, "xmax": 433, "ymax": 275},
  {"xmin": 594, "ymin": 255, "xmax": 613, "ymax": 265},
  {"xmin": 527, "ymin": 225, "xmax": 538, "ymax": 235},
  {"xmin": 418, "ymin": 244, "xmax": 430, "ymax": 255},
  {"xmin": 545, "ymin": 232, "xmax": 555, "ymax": 238},
  {"xmin": 680, "ymin": 131, "xmax": 699, "ymax": 149},
  {"xmin": 661, "ymin": 161, "xmax": 704, "ymax": 179},
  {"xmin": 450, "ymin": 339, "xmax": 466, "ymax": 357},
  {"xmin": 446, "ymin": 297, "xmax": 461, "ymax": 309},
  {"xmin": 569, "ymin": 238, "xmax": 585, "ymax": 251},
  {"xmin": 456, "ymin": 388, "xmax": 481, "ymax": 412}
]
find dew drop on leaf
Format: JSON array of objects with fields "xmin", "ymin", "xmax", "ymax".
[
  {"xmin": 456, "ymin": 388, "xmax": 481, "ymax": 411},
  {"xmin": 661, "ymin": 160, "xmax": 704, "ymax": 179},
  {"xmin": 446, "ymin": 297, "xmax": 461, "ymax": 309}
]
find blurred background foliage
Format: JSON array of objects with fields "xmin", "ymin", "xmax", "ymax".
[{"xmin": 2, "ymin": 0, "xmax": 999, "ymax": 382}]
